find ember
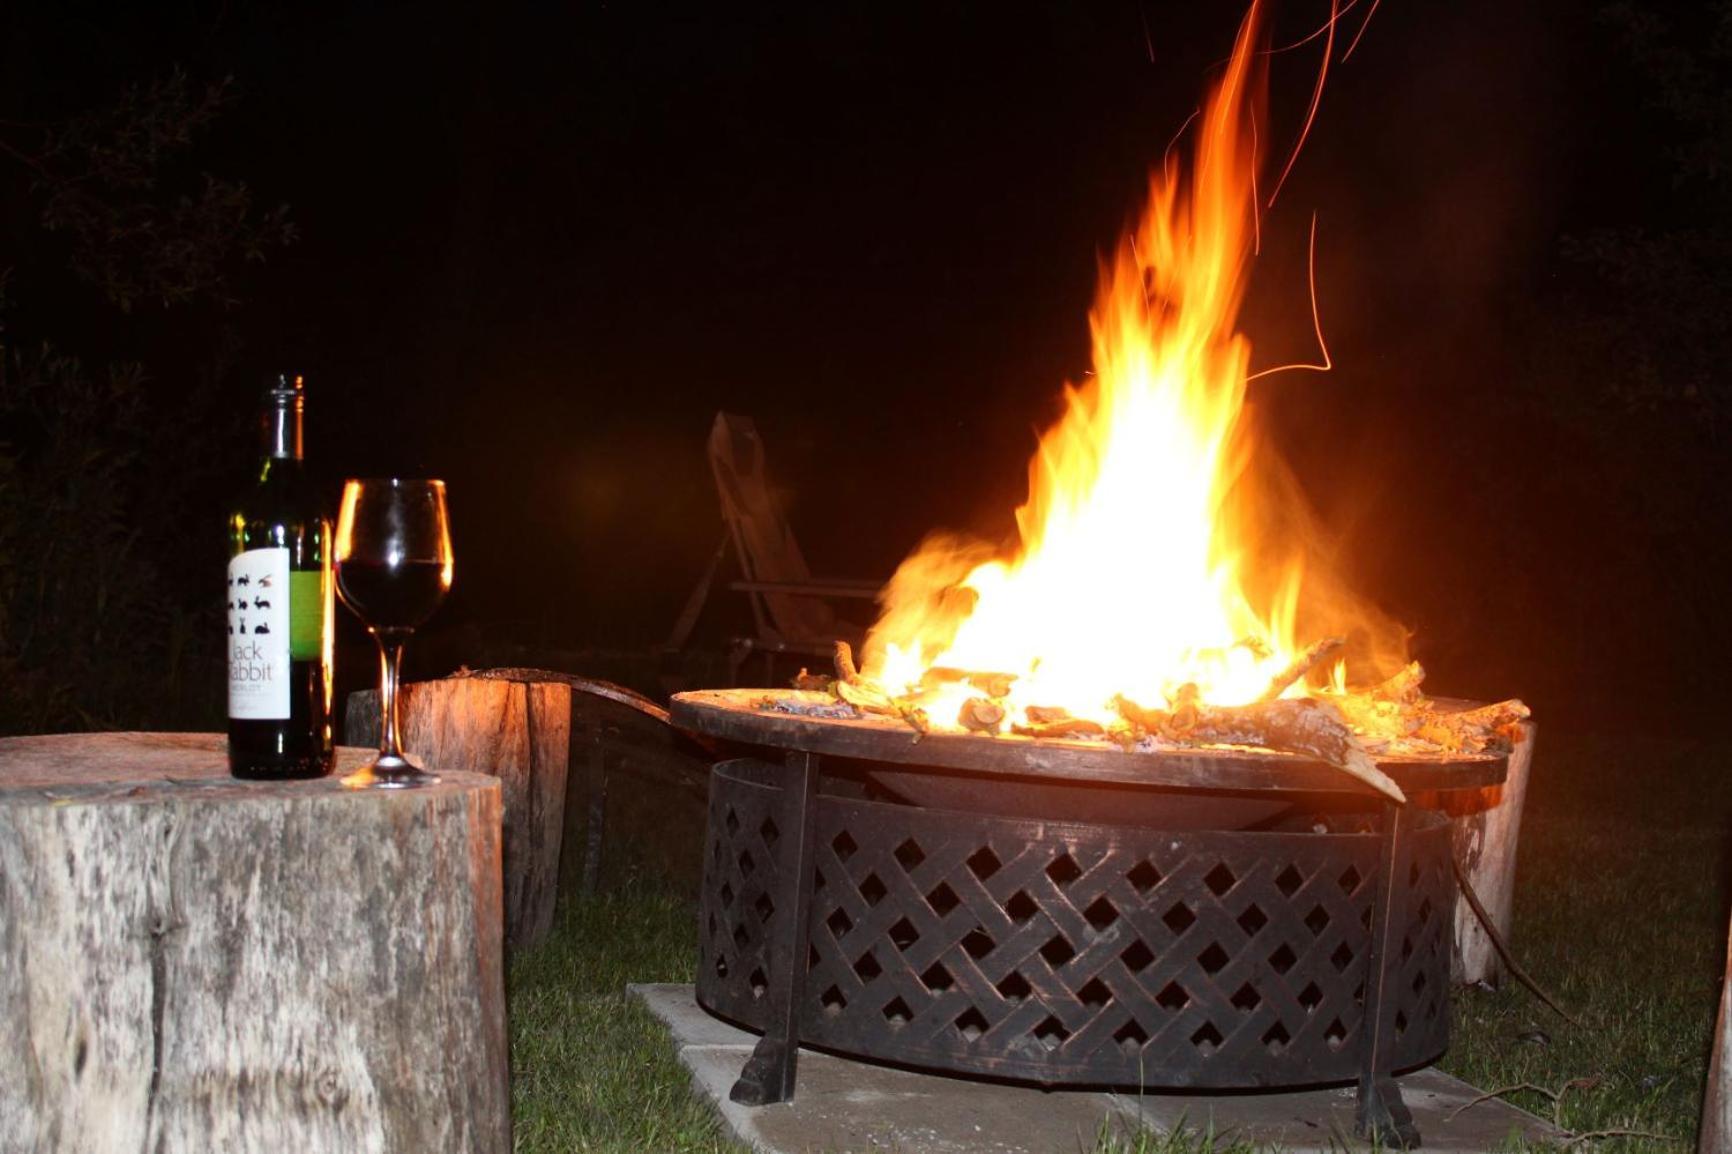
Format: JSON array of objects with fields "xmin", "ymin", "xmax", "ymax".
[{"xmin": 766, "ymin": 3, "xmax": 1525, "ymax": 799}]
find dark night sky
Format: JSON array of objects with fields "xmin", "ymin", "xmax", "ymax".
[{"xmin": 4, "ymin": 1, "xmax": 1722, "ymax": 730}]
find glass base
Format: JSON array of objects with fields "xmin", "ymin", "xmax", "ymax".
[{"xmin": 342, "ymin": 754, "xmax": 440, "ymax": 790}]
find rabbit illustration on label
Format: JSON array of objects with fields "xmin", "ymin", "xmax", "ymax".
[{"xmin": 227, "ymin": 547, "xmax": 293, "ymax": 720}]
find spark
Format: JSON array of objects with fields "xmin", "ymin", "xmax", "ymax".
[
  {"xmin": 1250, "ymin": 110, "xmax": 1263, "ymax": 256},
  {"xmin": 1246, "ymin": 212, "xmax": 1332, "ymax": 384},
  {"xmin": 1162, "ymin": 108, "xmax": 1201, "ymax": 187},
  {"xmin": 1260, "ymin": 0, "xmax": 1365, "ymax": 58},
  {"xmin": 1341, "ymin": 0, "xmax": 1383, "ymax": 61},
  {"xmin": 1266, "ymin": 0, "xmax": 1338, "ymax": 209}
]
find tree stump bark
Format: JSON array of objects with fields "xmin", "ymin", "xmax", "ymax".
[
  {"xmin": 0, "ymin": 732, "xmax": 509, "ymax": 1154},
  {"xmin": 347, "ymin": 674, "xmax": 571, "ymax": 948},
  {"xmin": 1703, "ymin": 911, "xmax": 1732, "ymax": 1154},
  {"xmin": 1416, "ymin": 720, "xmax": 1538, "ymax": 985}
]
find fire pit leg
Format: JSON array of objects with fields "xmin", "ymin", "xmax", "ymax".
[
  {"xmin": 729, "ymin": 749, "xmax": 820, "ymax": 1106},
  {"xmin": 1355, "ymin": 801, "xmax": 1422, "ymax": 1149}
]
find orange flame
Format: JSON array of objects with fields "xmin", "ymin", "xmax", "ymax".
[{"xmin": 862, "ymin": 3, "xmax": 1404, "ymax": 726}]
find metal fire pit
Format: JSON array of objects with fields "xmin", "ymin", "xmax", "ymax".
[{"xmin": 672, "ymin": 690, "xmax": 1509, "ymax": 1147}]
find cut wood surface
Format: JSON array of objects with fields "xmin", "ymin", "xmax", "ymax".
[
  {"xmin": 0, "ymin": 732, "xmax": 509, "ymax": 1154},
  {"xmin": 1704, "ymin": 911, "xmax": 1732, "ymax": 1154},
  {"xmin": 347, "ymin": 675, "xmax": 571, "ymax": 948},
  {"xmin": 1414, "ymin": 720, "xmax": 1538, "ymax": 986}
]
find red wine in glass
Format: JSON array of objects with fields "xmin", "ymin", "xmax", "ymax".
[
  {"xmin": 334, "ymin": 478, "xmax": 453, "ymax": 789},
  {"xmin": 332, "ymin": 559, "xmax": 451, "ymax": 632}
]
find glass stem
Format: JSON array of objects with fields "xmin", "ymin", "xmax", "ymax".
[{"xmin": 376, "ymin": 631, "xmax": 407, "ymax": 761}]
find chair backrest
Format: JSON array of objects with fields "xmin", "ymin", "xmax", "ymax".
[{"xmin": 707, "ymin": 413, "xmax": 840, "ymax": 645}]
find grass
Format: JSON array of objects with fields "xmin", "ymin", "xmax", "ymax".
[
  {"xmin": 508, "ymin": 733, "xmax": 1732, "ymax": 1152},
  {"xmin": 508, "ymin": 881, "xmax": 746, "ymax": 1153},
  {"xmin": 1435, "ymin": 732, "xmax": 1732, "ymax": 1151}
]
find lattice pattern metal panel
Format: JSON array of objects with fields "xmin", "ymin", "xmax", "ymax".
[{"xmin": 697, "ymin": 759, "xmax": 1452, "ymax": 1088}]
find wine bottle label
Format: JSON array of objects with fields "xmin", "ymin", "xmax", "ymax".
[
  {"xmin": 227, "ymin": 548, "xmax": 292, "ymax": 719},
  {"xmin": 288, "ymin": 570, "xmax": 325, "ymax": 660}
]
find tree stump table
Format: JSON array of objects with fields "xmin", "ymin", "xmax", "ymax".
[{"xmin": 0, "ymin": 732, "xmax": 510, "ymax": 1154}]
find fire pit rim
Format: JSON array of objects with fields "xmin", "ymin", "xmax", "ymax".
[{"xmin": 670, "ymin": 688, "xmax": 1508, "ymax": 795}]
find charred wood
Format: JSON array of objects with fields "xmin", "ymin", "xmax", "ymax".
[
  {"xmin": 959, "ymin": 697, "xmax": 1005, "ymax": 735},
  {"xmin": 833, "ymin": 640, "xmax": 860, "ymax": 684},
  {"xmin": 1025, "ymin": 705, "xmax": 1075, "ymax": 725},
  {"xmin": 1110, "ymin": 694, "xmax": 1170, "ymax": 732},
  {"xmin": 793, "ymin": 668, "xmax": 832, "ymax": 692},
  {"xmin": 1012, "ymin": 717, "xmax": 1106, "ymax": 739},
  {"xmin": 966, "ymin": 671, "xmax": 1018, "ymax": 698},
  {"xmin": 1413, "ymin": 699, "xmax": 1530, "ymax": 754},
  {"xmin": 1163, "ymin": 683, "xmax": 1203, "ymax": 738},
  {"xmin": 1189, "ymin": 698, "xmax": 1405, "ymax": 802},
  {"xmin": 1257, "ymin": 636, "xmax": 1344, "ymax": 703},
  {"xmin": 1370, "ymin": 661, "xmax": 1427, "ymax": 704}
]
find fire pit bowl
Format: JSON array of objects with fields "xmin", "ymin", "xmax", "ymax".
[
  {"xmin": 698, "ymin": 758, "xmax": 1453, "ymax": 1085},
  {"xmin": 672, "ymin": 689, "xmax": 1508, "ymax": 1145}
]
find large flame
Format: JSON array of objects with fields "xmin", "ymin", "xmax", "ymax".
[{"xmin": 862, "ymin": 4, "xmax": 1404, "ymax": 727}]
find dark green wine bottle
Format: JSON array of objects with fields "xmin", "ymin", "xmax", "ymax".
[{"xmin": 226, "ymin": 373, "xmax": 334, "ymax": 778}]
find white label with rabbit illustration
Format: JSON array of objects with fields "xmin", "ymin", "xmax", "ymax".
[{"xmin": 227, "ymin": 547, "xmax": 292, "ymax": 719}]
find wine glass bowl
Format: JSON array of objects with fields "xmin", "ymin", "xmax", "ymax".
[{"xmin": 335, "ymin": 478, "xmax": 453, "ymax": 789}]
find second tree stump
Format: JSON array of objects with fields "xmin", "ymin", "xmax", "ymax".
[{"xmin": 347, "ymin": 673, "xmax": 571, "ymax": 948}]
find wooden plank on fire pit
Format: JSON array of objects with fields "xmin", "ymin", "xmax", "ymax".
[
  {"xmin": 669, "ymin": 689, "xmax": 1510, "ymax": 796},
  {"xmin": 347, "ymin": 673, "xmax": 571, "ymax": 949},
  {"xmin": 0, "ymin": 732, "xmax": 510, "ymax": 1154}
]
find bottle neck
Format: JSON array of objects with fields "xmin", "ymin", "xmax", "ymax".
[{"xmin": 264, "ymin": 398, "xmax": 304, "ymax": 461}]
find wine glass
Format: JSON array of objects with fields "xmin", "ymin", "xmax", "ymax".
[{"xmin": 334, "ymin": 478, "xmax": 454, "ymax": 789}]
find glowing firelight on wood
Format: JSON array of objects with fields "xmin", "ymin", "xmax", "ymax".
[{"xmin": 861, "ymin": 3, "xmax": 1405, "ymax": 729}]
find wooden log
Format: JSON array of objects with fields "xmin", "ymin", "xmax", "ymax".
[
  {"xmin": 346, "ymin": 674, "xmax": 571, "ymax": 949},
  {"xmin": 439, "ymin": 667, "xmax": 712, "ymax": 904},
  {"xmin": 1414, "ymin": 719, "xmax": 1538, "ymax": 985},
  {"xmin": 0, "ymin": 732, "xmax": 509, "ymax": 1154},
  {"xmin": 563, "ymin": 687, "xmax": 710, "ymax": 895},
  {"xmin": 1255, "ymin": 635, "xmax": 1344, "ymax": 703},
  {"xmin": 1186, "ymin": 697, "xmax": 1406, "ymax": 803},
  {"xmin": 1703, "ymin": 910, "xmax": 1732, "ymax": 1154}
]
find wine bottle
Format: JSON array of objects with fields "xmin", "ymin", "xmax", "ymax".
[{"xmin": 226, "ymin": 372, "xmax": 335, "ymax": 778}]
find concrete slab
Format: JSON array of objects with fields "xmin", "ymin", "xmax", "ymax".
[{"xmin": 631, "ymin": 983, "xmax": 1563, "ymax": 1153}]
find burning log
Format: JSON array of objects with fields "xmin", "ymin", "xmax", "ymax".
[
  {"xmin": 896, "ymin": 701, "xmax": 931, "ymax": 738},
  {"xmin": 1371, "ymin": 660, "xmax": 1427, "ymax": 704},
  {"xmin": 793, "ymin": 668, "xmax": 832, "ymax": 692},
  {"xmin": 1012, "ymin": 717, "xmax": 1106, "ymax": 740},
  {"xmin": 833, "ymin": 640, "xmax": 860, "ymax": 684},
  {"xmin": 1413, "ymin": 699, "xmax": 1531, "ymax": 754},
  {"xmin": 1188, "ymin": 698, "xmax": 1405, "ymax": 803},
  {"xmin": 1109, "ymin": 694, "xmax": 1170, "ymax": 732},
  {"xmin": 1256, "ymin": 636, "xmax": 1344, "ymax": 703},
  {"xmin": 911, "ymin": 666, "xmax": 1017, "ymax": 698},
  {"xmin": 835, "ymin": 677, "xmax": 896, "ymax": 715},
  {"xmin": 959, "ymin": 697, "xmax": 1005, "ymax": 735},
  {"xmin": 1015, "ymin": 703, "xmax": 1110, "ymax": 740},
  {"xmin": 1450, "ymin": 698, "xmax": 1531, "ymax": 729},
  {"xmin": 967, "ymin": 671, "xmax": 1018, "ymax": 698},
  {"xmin": 1164, "ymin": 682, "xmax": 1203, "ymax": 738}
]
